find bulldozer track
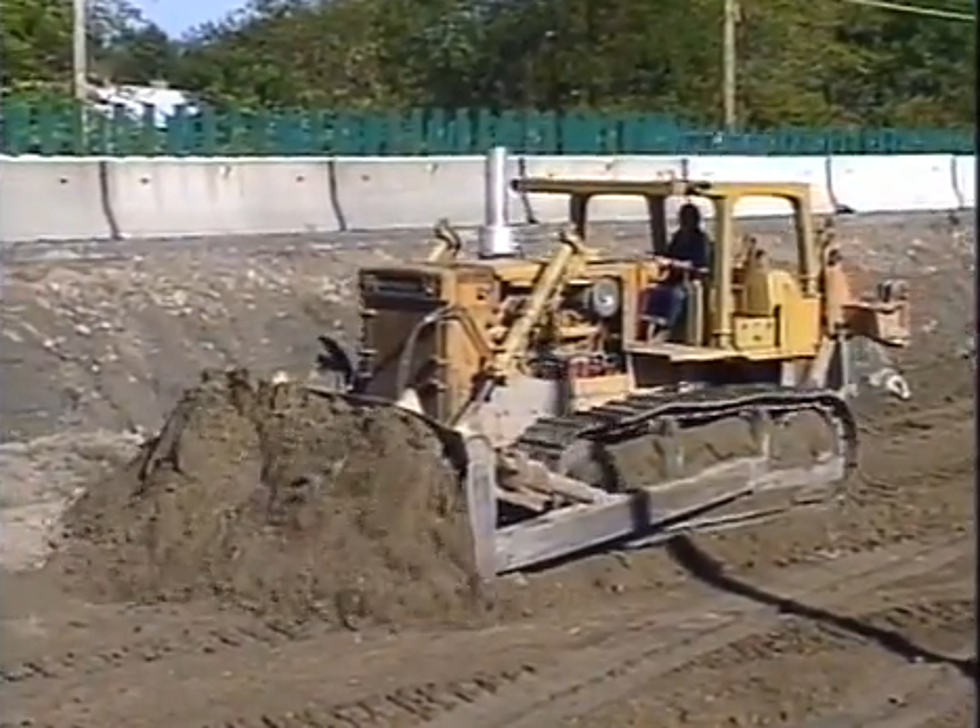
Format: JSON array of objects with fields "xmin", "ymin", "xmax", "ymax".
[
  {"xmin": 0, "ymin": 614, "xmax": 320, "ymax": 687},
  {"xmin": 420, "ymin": 536, "xmax": 970, "ymax": 728},
  {"xmin": 310, "ymin": 382, "xmax": 858, "ymax": 480},
  {"xmin": 513, "ymin": 383, "xmax": 858, "ymax": 477}
]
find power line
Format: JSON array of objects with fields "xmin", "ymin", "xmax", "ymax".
[{"xmin": 844, "ymin": 0, "xmax": 976, "ymax": 21}]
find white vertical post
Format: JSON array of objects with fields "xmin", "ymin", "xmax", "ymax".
[
  {"xmin": 73, "ymin": 0, "xmax": 88, "ymax": 103},
  {"xmin": 723, "ymin": 0, "xmax": 738, "ymax": 132},
  {"xmin": 479, "ymin": 146, "xmax": 517, "ymax": 257},
  {"xmin": 73, "ymin": 0, "xmax": 89, "ymax": 142}
]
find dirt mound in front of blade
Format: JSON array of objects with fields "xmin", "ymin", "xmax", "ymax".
[{"xmin": 47, "ymin": 370, "xmax": 481, "ymax": 628}]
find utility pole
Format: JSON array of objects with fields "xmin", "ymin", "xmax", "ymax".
[
  {"xmin": 73, "ymin": 0, "xmax": 87, "ymax": 103},
  {"xmin": 723, "ymin": 0, "xmax": 738, "ymax": 132}
]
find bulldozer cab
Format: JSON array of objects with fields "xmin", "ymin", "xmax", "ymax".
[{"xmin": 512, "ymin": 178, "xmax": 823, "ymax": 351}]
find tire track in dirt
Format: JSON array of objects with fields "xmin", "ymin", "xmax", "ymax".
[
  {"xmin": 0, "ymin": 613, "xmax": 320, "ymax": 687},
  {"xmin": 543, "ymin": 552, "xmax": 976, "ymax": 728},
  {"xmin": 569, "ymin": 585, "xmax": 975, "ymax": 728},
  {"xmin": 0, "ymin": 665, "xmax": 542, "ymax": 728},
  {"xmin": 688, "ymin": 591, "xmax": 974, "ymax": 675},
  {"xmin": 921, "ymin": 703, "xmax": 974, "ymax": 728},
  {"xmin": 800, "ymin": 638, "xmax": 974, "ymax": 728},
  {"xmin": 855, "ymin": 395, "xmax": 973, "ymax": 438},
  {"xmin": 26, "ymin": 538, "xmax": 958, "ymax": 728},
  {"xmin": 133, "ymin": 538, "xmax": 967, "ymax": 728},
  {"xmin": 420, "ymin": 537, "xmax": 970, "ymax": 728},
  {"xmin": 200, "ymin": 666, "xmax": 539, "ymax": 728}
]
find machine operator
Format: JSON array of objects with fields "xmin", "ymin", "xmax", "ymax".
[{"xmin": 644, "ymin": 202, "xmax": 712, "ymax": 340}]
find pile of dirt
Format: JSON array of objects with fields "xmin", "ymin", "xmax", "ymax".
[{"xmin": 47, "ymin": 369, "xmax": 481, "ymax": 628}]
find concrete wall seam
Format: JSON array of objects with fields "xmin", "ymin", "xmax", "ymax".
[
  {"xmin": 951, "ymin": 156, "xmax": 975, "ymax": 210},
  {"xmin": 949, "ymin": 155, "xmax": 964, "ymax": 209}
]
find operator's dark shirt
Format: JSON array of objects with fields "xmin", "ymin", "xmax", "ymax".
[{"xmin": 666, "ymin": 228, "xmax": 711, "ymax": 271}]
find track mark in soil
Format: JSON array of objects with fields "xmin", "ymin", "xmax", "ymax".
[
  {"xmin": 421, "ymin": 537, "xmax": 970, "ymax": 728},
  {"xmin": 800, "ymin": 639, "xmax": 974, "ymax": 728},
  {"xmin": 0, "ymin": 615, "xmax": 318, "ymax": 686},
  {"xmin": 693, "ymin": 591, "xmax": 974, "ymax": 673},
  {"xmin": 920, "ymin": 705, "xmax": 974, "ymax": 728},
  {"xmin": 197, "ymin": 665, "xmax": 539, "ymax": 728},
  {"xmin": 857, "ymin": 396, "xmax": 974, "ymax": 436}
]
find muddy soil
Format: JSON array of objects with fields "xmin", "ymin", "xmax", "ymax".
[
  {"xmin": 0, "ymin": 212, "xmax": 975, "ymax": 728},
  {"xmin": 0, "ymin": 431, "xmax": 141, "ymax": 571},
  {"xmin": 48, "ymin": 370, "xmax": 480, "ymax": 628}
]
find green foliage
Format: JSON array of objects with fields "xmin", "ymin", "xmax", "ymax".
[
  {"xmin": 2, "ymin": 0, "xmax": 975, "ymax": 132},
  {"xmin": 100, "ymin": 24, "xmax": 178, "ymax": 84},
  {"xmin": 1, "ymin": 0, "xmax": 73, "ymax": 98},
  {"xmin": 0, "ymin": 0, "xmax": 172, "ymax": 96}
]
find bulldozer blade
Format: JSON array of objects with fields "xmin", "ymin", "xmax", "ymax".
[
  {"xmin": 464, "ymin": 435, "xmax": 499, "ymax": 584},
  {"xmin": 849, "ymin": 338, "xmax": 913, "ymax": 401},
  {"xmin": 621, "ymin": 505, "xmax": 796, "ymax": 550},
  {"xmin": 305, "ymin": 388, "xmax": 849, "ymax": 580},
  {"xmin": 492, "ymin": 454, "xmax": 846, "ymax": 575}
]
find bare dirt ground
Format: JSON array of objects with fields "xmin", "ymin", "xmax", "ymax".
[{"xmin": 1, "ymin": 211, "xmax": 975, "ymax": 727}]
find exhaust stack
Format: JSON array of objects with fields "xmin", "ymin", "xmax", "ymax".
[{"xmin": 478, "ymin": 146, "xmax": 518, "ymax": 258}]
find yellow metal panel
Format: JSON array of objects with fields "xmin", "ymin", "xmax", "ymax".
[
  {"xmin": 781, "ymin": 297, "xmax": 821, "ymax": 355},
  {"xmin": 733, "ymin": 316, "xmax": 777, "ymax": 350}
]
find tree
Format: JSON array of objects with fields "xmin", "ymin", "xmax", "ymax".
[
  {"xmin": 100, "ymin": 23, "xmax": 178, "ymax": 84},
  {"xmin": 175, "ymin": 0, "xmax": 394, "ymax": 108},
  {"xmin": 3, "ymin": 0, "xmax": 973, "ymax": 128},
  {"xmin": 2, "ymin": 0, "xmax": 180, "ymax": 95},
  {"xmin": 828, "ymin": 1, "xmax": 975, "ymax": 125},
  {"xmin": 1, "ymin": 0, "xmax": 73, "ymax": 97}
]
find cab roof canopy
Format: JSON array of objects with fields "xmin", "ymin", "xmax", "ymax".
[{"xmin": 510, "ymin": 177, "xmax": 812, "ymax": 204}]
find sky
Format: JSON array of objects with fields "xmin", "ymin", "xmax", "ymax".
[{"xmin": 133, "ymin": 0, "xmax": 247, "ymax": 36}]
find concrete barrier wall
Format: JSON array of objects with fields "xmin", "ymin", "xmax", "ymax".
[
  {"xmin": 0, "ymin": 153, "xmax": 973, "ymax": 243},
  {"xmin": 333, "ymin": 157, "xmax": 487, "ymax": 230},
  {"xmin": 0, "ymin": 158, "xmax": 114, "ymax": 241},
  {"xmin": 108, "ymin": 158, "xmax": 338, "ymax": 238},
  {"xmin": 828, "ymin": 154, "xmax": 959, "ymax": 213}
]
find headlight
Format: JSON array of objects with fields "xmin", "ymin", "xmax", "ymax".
[{"xmin": 588, "ymin": 277, "xmax": 621, "ymax": 319}]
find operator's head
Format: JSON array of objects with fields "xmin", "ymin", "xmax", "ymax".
[{"xmin": 679, "ymin": 203, "xmax": 701, "ymax": 229}]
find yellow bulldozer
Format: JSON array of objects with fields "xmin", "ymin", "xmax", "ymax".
[{"xmin": 312, "ymin": 177, "xmax": 911, "ymax": 581}]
